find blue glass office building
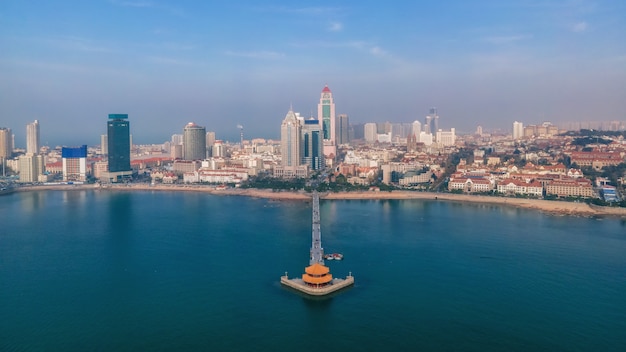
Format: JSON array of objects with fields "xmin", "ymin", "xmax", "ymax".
[
  {"xmin": 302, "ymin": 119, "xmax": 324, "ymax": 171},
  {"xmin": 107, "ymin": 114, "xmax": 131, "ymax": 173}
]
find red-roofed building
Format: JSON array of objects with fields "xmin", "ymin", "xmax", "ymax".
[
  {"xmin": 497, "ymin": 178, "xmax": 543, "ymax": 196},
  {"xmin": 545, "ymin": 178, "xmax": 594, "ymax": 198}
]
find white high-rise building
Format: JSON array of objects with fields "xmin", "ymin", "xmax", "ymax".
[
  {"xmin": 171, "ymin": 134, "xmax": 183, "ymax": 145},
  {"xmin": 513, "ymin": 121, "xmax": 524, "ymax": 140},
  {"xmin": 18, "ymin": 153, "xmax": 44, "ymax": 183},
  {"xmin": 436, "ymin": 128, "xmax": 456, "ymax": 146},
  {"xmin": 364, "ymin": 123, "xmax": 378, "ymax": 143},
  {"xmin": 412, "ymin": 120, "xmax": 422, "ymax": 137},
  {"xmin": 100, "ymin": 134, "xmax": 108, "ymax": 155},
  {"xmin": 417, "ymin": 131, "xmax": 433, "ymax": 146},
  {"xmin": 26, "ymin": 120, "xmax": 40, "ymax": 154},
  {"xmin": 0, "ymin": 127, "xmax": 12, "ymax": 159},
  {"xmin": 281, "ymin": 108, "xmax": 302, "ymax": 167}
]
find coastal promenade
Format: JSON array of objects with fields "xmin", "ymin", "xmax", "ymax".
[{"xmin": 15, "ymin": 183, "xmax": 626, "ymax": 217}]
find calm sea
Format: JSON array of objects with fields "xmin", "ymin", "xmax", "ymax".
[{"xmin": 1, "ymin": 190, "xmax": 625, "ymax": 351}]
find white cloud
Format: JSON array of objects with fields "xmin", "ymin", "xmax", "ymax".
[
  {"xmin": 572, "ymin": 21, "xmax": 588, "ymax": 33},
  {"xmin": 369, "ymin": 46, "xmax": 390, "ymax": 58},
  {"xmin": 328, "ymin": 22, "xmax": 343, "ymax": 32}
]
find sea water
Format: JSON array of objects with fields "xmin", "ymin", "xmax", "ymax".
[{"xmin": 1, "ymin": 190, "xmax": 625, "ymax": 351}]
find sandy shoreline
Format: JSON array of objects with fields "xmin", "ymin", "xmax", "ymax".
[{"xmin": 14, "ymin": 183, "xmax": 626, "ymax": 217}]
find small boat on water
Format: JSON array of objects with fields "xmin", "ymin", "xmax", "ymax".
[{"xmin": 324, "ymin": 253, "xmax": 343, "ymax": 261}]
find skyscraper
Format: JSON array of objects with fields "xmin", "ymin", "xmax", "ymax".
[
  {"xmin": 183, "ymin": 122, "xmax": 207, "ymax": 160},
  {"xmin": 318, "ymin": 85, "xmax": 336, "ymax": 157},
  {"xmin": 0, "ymin": 127, "xmax": 12, "ymax": 159},
  {"xmin": 100, "ymin": 134, "xmax": 108, "ymax": 155},
  {"xmin": 424, "ymin": 108, "xmax": 439, "ymax": 136},
  {"xmin": 281, "ymin": 108, "xmax": 301, "ymax": 167},
  {"xmin": 513, "ymin": 121, "xmax": 524, "ymax": 140},
  {"xmin": 302, "ymin": 118, "xmax": 324, "ymax": 171},
  {"xmin": 206, "ymin": 131, "xmax": 216, "ymax": 157},
  {"xmin": 336, "ymin": 114, "xmax": 349, "ymax": 145},
  {"xmin": 107, "ymin": 114, "xmax": 131, "ymax": 177},
  {"xmin": 26, "ymin": 120, "xmax": 40, "ymax": 154}
]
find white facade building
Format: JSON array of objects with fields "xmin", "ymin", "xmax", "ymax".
[
  {"xmin": 26, "ymin": 120, "xmax": 40, "ymax": 154},
  {"xmin": 513, "ymin": 121, "xmax": 524, "ymax": 140},
  {"xmin": 364, "ymin": 123, "xmax": 377, "ymax": 143}
]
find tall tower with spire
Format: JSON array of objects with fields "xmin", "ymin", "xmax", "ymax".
[
  {"xmin": 281, "ymin": 107, "xmax": 302, "ymax": 167},
  {"xmin": 318, "ymin": 85, "xmax": 336, "ymax": 159}
]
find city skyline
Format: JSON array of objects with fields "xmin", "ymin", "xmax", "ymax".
[{"xmin": 1, "ymin": 1, "xmax": 625, "ymax": 146}]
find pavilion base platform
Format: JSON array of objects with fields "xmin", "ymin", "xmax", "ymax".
[{"xmin": 280, "ymin": 275, "xmax": 354, "ymax": 296}]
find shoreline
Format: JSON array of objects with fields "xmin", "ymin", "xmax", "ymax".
[{"xmin": 13, "ymin": 183, "xmax": 626, "ymax": 218}]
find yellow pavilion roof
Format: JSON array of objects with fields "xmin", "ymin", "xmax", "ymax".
[
  {"xmin": 304, "ymin": 263, "xmax": 330, "ymax": 275},
  {"xmin": 303, "ymin": 273, "xmax": 333, "ymax": 284}
]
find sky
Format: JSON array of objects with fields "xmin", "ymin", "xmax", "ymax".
[{"xmin": 1, "ymin": 0, "xmax": 625, "ymax": 147}]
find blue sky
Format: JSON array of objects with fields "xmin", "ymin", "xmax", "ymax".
[{"xmin": 1, "ymin": 0, "xmax": 625, "ymax": 146}]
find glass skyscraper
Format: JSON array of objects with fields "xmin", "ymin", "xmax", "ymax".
[
  {"xmin": 302, "ymin": 118, "xmax": 324, "ymax": 170},
  {"xmin": 107, "ymin": 114, "xmax": 131, "ymax": 173}
]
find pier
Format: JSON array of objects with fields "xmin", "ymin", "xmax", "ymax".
[{"xmin": 281, "ymin": 191, "xmax": 354, "ymax": 296}]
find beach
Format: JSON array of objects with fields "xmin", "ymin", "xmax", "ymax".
[{"xmin": 16, "ymin": 183, "xmax": 626, "ymax": 217}]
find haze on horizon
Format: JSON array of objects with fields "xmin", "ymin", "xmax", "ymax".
[{"xmin": 1, "ymin": 0, "xmax": 625, "ymax": 147}]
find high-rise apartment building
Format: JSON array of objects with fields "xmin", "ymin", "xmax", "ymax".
[
  {"xmin": 513, "ymin": 121, "xmax": 524, "ymax": 140},
  {"xmin": 364, "ymin": 123, "xmax": 377, "ymax": 143},
  {"xmin": 275, "ymin": 108, "xmax": 308, "ymax": 178},
  {"xmin": 302, "ymin": 118, "xmax": 324, "ymax": 171},
  {"xmin": 62, "ymin": 145, "xmax": 88, "ymax": 182},
  {"xmin": 206, "ymin": 131, "xmax": 216, "ymax": 157},
  {"xmin": 412, "ymin": 120, "xmax": 422, "ymax": 138},
  {"xmin": 436, "ymin": 128, "xmax": 456, "ymax": 147},
  {"xmin": 183, "ymin": 122, "xmax": 206, "ymax": 160},
  {"xmin": 100, "ymin": 134, "xmax": 108, "ymax": 155},
  {"xmin": 318, "ymin": 85, "xmax": 336, "ymax": 157},
  {"xmin": 26, "ymin": 120, "xmax": 40, "ymax": 154},
  {"xmin": 281, "ymin": 109, "xmax": 301, "ymax": 167},
  {"xmin": 336, "ymin": 114, "xmax": 349, "ymax": 145},
  {"xmin": 171, "ymin": 134, "xmax": 183, "ymax": 146},
  {"xmin": 0, "ymin": 127, "xmax": 12, "ymax": 159},
  {"xmin": 106, "ymin": 114, "xmax": 131, "ymax": 180},
  {"xmin": 18, "ymin": 153, "xmax": 43, "ymax": 183}
]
